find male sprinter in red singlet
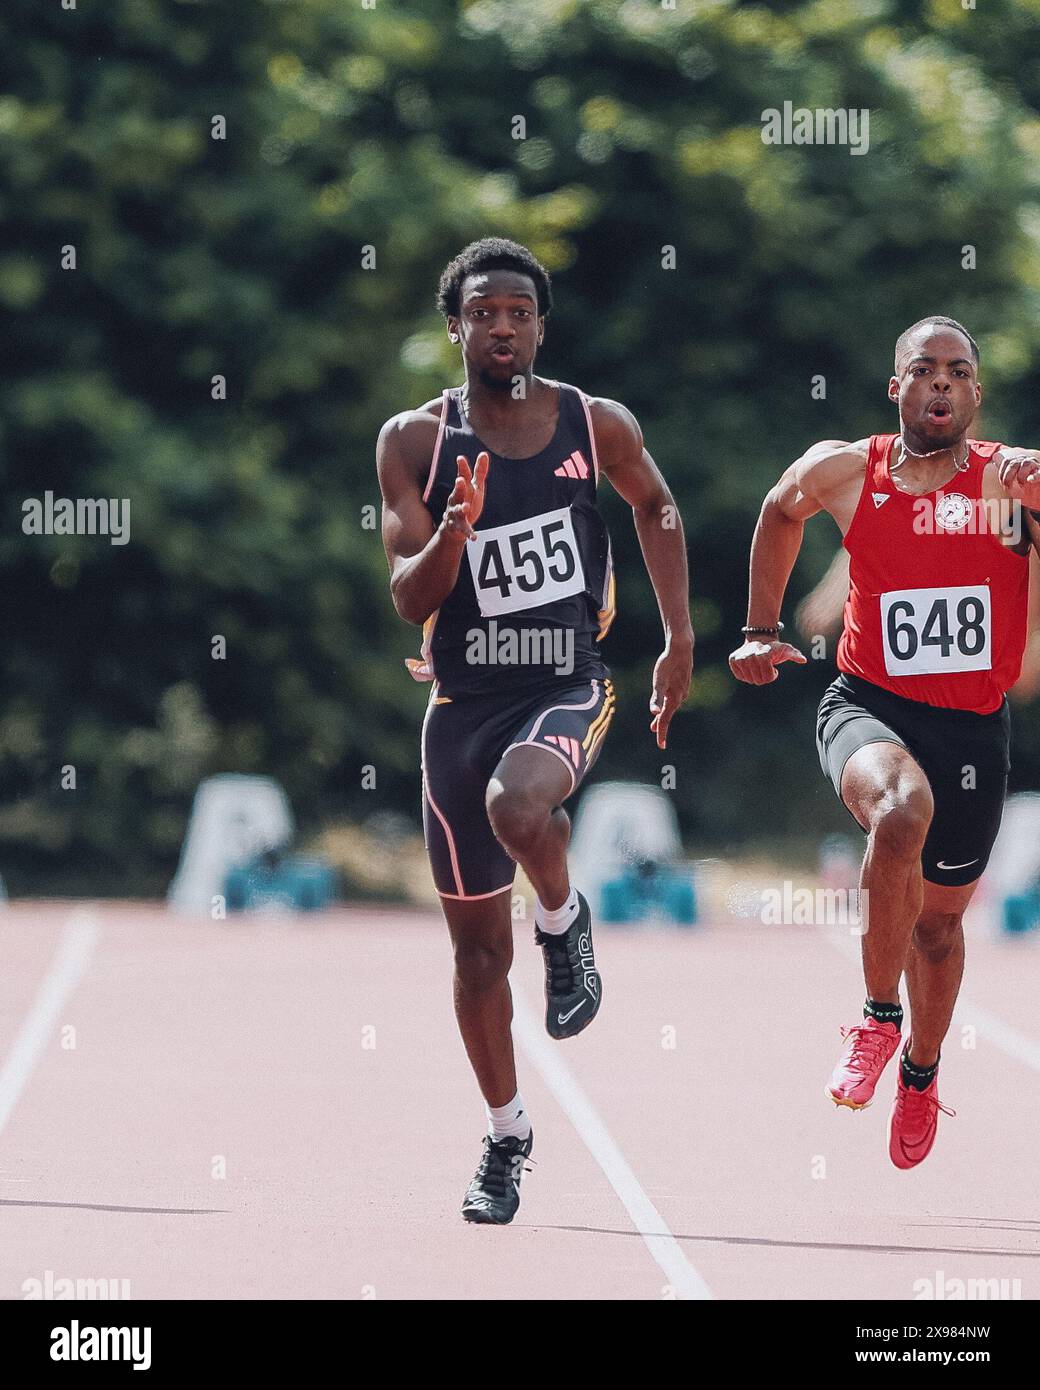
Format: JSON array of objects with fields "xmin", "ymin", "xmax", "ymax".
[
  {"xmin": 730, "ymin": 316, "xmax": 1040, "ymax": 1168},
  {"xmin": 377, "ymin": 239, "xmax": 693, "ymax": 1221}
]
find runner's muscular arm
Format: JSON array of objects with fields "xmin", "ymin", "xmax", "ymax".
[
  {"xmin": 1011, "ymin": 549, "xmax": 1040, "ymax": 703},
  {"xmin": 590, "ymin": 398, "xmax": 692, "ymax": 748},
  {"xmin": 591, "ymin": 400, "xmax": 693, "ymax": 648},
  {"xmin": 731, "ymin": 441, "xmax": 864, "ymax": 685},
  {"xmin": 995, "ymin": 446, "xmax": 1040, "ymax": 513},
  {"xmin": 376, "ymin": 412, "xmax": 481, "ymax": 626},
  {"xmin": 1007, "ymin": 508, "xmax": 1040, "ymax": 703},
  {"xmin": 979, "ymin": 454, "xmax": 1040, "ymax": 701},
  {"xmin": 795, "ymin": 548, "xmax": 851, "ymax": 641}
]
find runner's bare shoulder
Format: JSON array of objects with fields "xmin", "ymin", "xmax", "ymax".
[
  {"xmin": 377, "ymin": 397, "xmax": 445, "ymax": 486},
  {"xmin": 794, "ymin": 438, "xmax": 868, "ymax": 504}
]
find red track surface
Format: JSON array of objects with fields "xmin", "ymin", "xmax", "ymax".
[{"xmin": 0, "ymin": 901, "xmax": 1037, "ymax": 1300}]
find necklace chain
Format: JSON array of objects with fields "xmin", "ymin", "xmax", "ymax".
[{"xmin": 894, "ymin": 433, "xmax": 970, "ymax": 475}]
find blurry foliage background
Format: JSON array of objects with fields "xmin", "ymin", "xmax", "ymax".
[{"xmin": 1, "ymin": 0, "xmax": 1040, "ymax": 893}]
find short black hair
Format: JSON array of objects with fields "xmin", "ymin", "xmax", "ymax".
[
  {"xmin": 895, "ymin": 316, "xmax": 980, "ymax": 371},
  {"xmin": 437, "ymin": 238, "xmax": 553, "ymax": 318}
]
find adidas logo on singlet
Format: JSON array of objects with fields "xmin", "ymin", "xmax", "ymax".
[
  {"xmin": 554, "ymin": 451, "xmax": 590, "ymax": 480},
  {"xmin": 872, "ymin": 492, "xmax": 889, "ymax": 509}
]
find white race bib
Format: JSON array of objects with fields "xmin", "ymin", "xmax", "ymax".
[
  {"xmin": 879, "ymin": 585, "xmax": 991, "ymax": 676},
  {"xmin": 466, "ymin": 506, "xmax": 586, "ymax": 617}
]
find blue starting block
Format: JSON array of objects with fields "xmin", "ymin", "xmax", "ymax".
[
  {"xmin": 1002, "ymin": 889, "xmax": 1040, "ymax": 935},
  {"xmin": 600, "ymin": 859, "xmax": 697, "ymax": 926},
  {"xmin": 224, "ymin": 852, "xmax": 337, "ymax": 912}
]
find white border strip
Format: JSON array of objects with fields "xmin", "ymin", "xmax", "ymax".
[
  {"xmin": 512, "ymin": 985, "xmax": 712, "ymax": 1300},
  {"xmin": 0, "ymin": 909, "xmax": 99, "ymax": 1138}
]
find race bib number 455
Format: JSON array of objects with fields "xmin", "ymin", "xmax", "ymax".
[
  {"xmin": 880, "ymin": 584, "xmax": 991, "ymax": 676},
  {"xmin": 466, "ymin": 506, "xmax": 586, "ymax": 617}
]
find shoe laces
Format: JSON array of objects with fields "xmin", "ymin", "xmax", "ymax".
[
  {"xmin": 535, "ymin": 927, "xmax": 574, "ymax": 995},
  {"xmin": 839, "ymin": 1023, "xmax": 894, "ymax": 1075},
  {"xmin": 896, "ymin": 1082, "xmax": 956, "ymax": 1120},
  {"xmin": 472, "ymin": 1137, "xmax": 529, "ymax": 1198}
]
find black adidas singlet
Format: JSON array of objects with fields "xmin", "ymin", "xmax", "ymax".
[{"xmin": 417, "ymin": 381, "xmax": 615, "ymax": 698}]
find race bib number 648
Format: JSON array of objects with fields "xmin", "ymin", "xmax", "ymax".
[
  {"xmin": 879, "ymin": 584, "xmax": 991, "ymax": 676},
  {"xmin": 466, "ymin": 506, "xmax": 586, "ymax": 617}
]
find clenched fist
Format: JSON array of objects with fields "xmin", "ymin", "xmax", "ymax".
[{"xmin": 729, "ymin": 637, "xmax": 807, "ymax": 685}]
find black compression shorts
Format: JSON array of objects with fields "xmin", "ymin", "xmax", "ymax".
[
  {"xmin": 816, "ymin": 673, "xmax": 1010, "ymax": 888},
  {"xmin": 421, "ymin": 676, "xmax": 615, "ymax": 899}
]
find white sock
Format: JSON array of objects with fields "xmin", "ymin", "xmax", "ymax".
[
  {"xmin": 535, "ymin": 886, "xmax": 579, "ymax": 936},
  {"xmin": 486, "ymin": 1090, "xmax": 531, "ymax": 1142}
]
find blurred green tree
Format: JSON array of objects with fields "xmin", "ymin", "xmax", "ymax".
[{"xmin": 0, "ymin": 0, "xmax": 1038, "ymax": 891}]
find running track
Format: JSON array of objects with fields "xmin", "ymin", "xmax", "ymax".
[{"xmin": 0, "ymin": 901, "xmax": 1037, "ymax": 1300}]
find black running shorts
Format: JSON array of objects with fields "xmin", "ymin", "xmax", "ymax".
[
  {"xmin": 816, "ymin": 673, "xmax": 1010, "ymax": 887},
  {"xmin": 422, "ymin": 676, "xmax": 615, "ymax": 899}
]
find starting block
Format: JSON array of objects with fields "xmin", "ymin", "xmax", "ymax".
[
  {"xmin": 570, "ymin": 781, "xmax": 697, "ymax": 925},
  {"xmin": 168, "ymin": 775, "xmax": 294, "ymax": 916}
]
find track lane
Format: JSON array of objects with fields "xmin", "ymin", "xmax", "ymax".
[
  {"xmin": 1, "ymin": 902, "xmax": 1036, "ymax": 1300},
  {"xmin": 0, "ymin": 904, "xmax": 670, "ymax": 1300}
]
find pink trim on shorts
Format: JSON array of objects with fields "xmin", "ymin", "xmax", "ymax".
[
  {"xmin": 422, "ymin": 390, "xmax": 450, "ymax": 504},
  {"xmin": 420, "ymin": 693, "xmax": 464, "ymax": 895},
  {"xmin": 578, "ymin": 390, "xmax": 600, "ymax": 486},
  {"xmin": 499, "ymin": 680, "xmax": 602, "ymax": 797},
  {"xmin": 500, "ymin": 739, "xmax": 578, "ymax": 796},
  {"xmin": 437, "ymin": 882, "xmax": 515, "ymax": 902}
]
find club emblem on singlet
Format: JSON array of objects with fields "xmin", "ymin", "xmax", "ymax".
[{"xmin": 934, "ymin": 492, "xmax": 973, "ymax": 532}]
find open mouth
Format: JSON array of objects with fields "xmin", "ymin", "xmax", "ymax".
[
  {"xmin": 927, "ymin": 401, "xmax": 952, "ymax": 422},
  {"xmin": 491, "ymin": 346, "xmax": 515, "ymax": 361}
]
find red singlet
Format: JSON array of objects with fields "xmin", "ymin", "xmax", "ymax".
[{"xmin": 837, "ymin": 434, "xmax": 1029, "ymax": 714}]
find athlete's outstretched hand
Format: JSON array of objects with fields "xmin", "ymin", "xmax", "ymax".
[
  {"xmin": 441, "ymin": 452, "xmax": 490, "ymax": 541},
  {"xmin": 996, "ymin": 448, "xmax": 1040, "ymax": 508},
  {"xmin": 728, "ymin": 637, "xmax": 807, "ymax": 685},
  {"xmin": 650, "ymin": 641, "xmax": 693, "ymax": 750}
]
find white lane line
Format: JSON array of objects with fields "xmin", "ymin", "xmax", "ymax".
[
  {"xmin": 822, "ymin": 924, "xmax": 1040, "ymax": 1071},
  {"xmin": 512, "ymin": 984, "xmax": 712, "ymax": 1301},
  {"xmin": 0, "ymin": 909, "xmax": 99, "ymax": 1138},
  {"xmin": 950, "ymin": 1000, "xmax": 1040, "ymax": 1071}
]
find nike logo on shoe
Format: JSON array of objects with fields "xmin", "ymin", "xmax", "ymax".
[
  {"xmin": 935, "ymin": 858, "xmax": 979, "ymax": 871},
  {"xmin": 557, "ymin": 1001, "xmax": 588, "ymax": 1025}
]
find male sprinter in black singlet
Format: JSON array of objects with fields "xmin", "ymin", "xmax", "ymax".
[{"xmin": 377, "ymin": 239, "xmax": 693, "ymax": 1222}]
